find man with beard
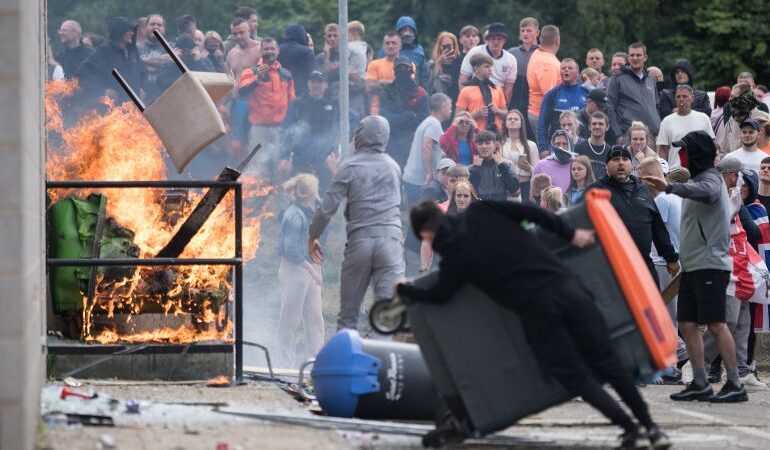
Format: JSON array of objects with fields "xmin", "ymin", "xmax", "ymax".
[
  {"xmin": 728, "ymin": 119, "xmax": 767, "ymax": 173},
  {"xmin": 56, "ymin": 20, "xmax": 92, "ymax": 80},
  {"xmin": 77, "ymin": 17, "xmax": 144, "ymax": 106},
  {"xmin": 237, "ymin": 38, "xmax": 294, "ymax": 174},
  {"xmin": 308, "ymin": 116, "xmax": 405, "ymax": 332},
  {"xmin": 278, "ymin": 71, "xmax": 342, "ymax": 193},
  {"xmin": 642, "ymin": 131, "xmax": 747, "ymax": 403},
  {"xmin": 584, "ymin": 145, "xmax": 679, "ymax": 286},
  {"xmin": 380, "ymin": 56, "xmax": 429, "ymax": 168}
]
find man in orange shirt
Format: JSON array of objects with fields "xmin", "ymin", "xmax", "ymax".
[
  {"xmin": 456, "ymin": 53, "xmax": 507, "ymax": 133},
  {"xmin": 365, "ymin": 31, "xmax": 410, "ymax": 114},
  {"xmin": 238, "ymin": 37, "xmax": 295, "ymax": 177},
  {"xmin": 526, "ymin": 25, "xmax": 561, "ymax": 138}
]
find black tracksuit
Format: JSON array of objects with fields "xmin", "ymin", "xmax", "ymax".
[
  {"xmin": 586, "ymin": 175, "xmax": 678, "ymax": 285},
  {"xmin": 398, "ymin": 201, "xmax": 654, "ymax": 432}
]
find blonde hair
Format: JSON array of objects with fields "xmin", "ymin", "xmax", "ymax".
[
  {"xmin": 348, "ymin": 20, "xmax": 365, "ymax": 37},
  {"xmin": 581, "ymin": 67, "xmax": 600, "ymax": 83},
  {"xmin": 453, "ymin": 179, "xmax": 479, "ymax": 198},
  {"xmin": 531, "ymin": 173, "xmax": 552, "ymax": 196},
  {"xmin": 541, "ymin": 186, "xmax": 563, "ymax": 212},
  {"xmin": 636, "ymin": 156, "xmax": 663, "ymax": 177},
  {"xmin": 432, "ymin": 31, "xmax": 460, "ymax": 64},
  {"xmin": 627, "ymin": 120, "xmax": 655, "ymax": 150},
  {"xmin": 667, "ymin": 167, "xmax": 691, "ymax": 183},
  {"xmin": 446, "ymin": 164, "xmax": 470, "ymax": 179},
  {"xmin": 282, "ymin": 173, "xmax": 319, "ymax": 202}
]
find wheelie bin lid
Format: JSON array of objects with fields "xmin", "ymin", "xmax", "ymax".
[{"xmin": 311, "ymin": 330, "xmax": 381, "ymax": 417}]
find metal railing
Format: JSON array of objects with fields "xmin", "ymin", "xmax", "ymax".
[{"xmin": 46, "ymin": 179, "xmax": 245, "ymax": 382}]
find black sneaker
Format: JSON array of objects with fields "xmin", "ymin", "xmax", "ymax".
[
  {"xmin": 670, "ymin": 380, "xmax": 713, "ymax": 401},
  {"xmin": 708, "ymin": 381, "xmax": 748, "ymax": 403},
  {"xmin": 660, "ymin": 368, "xmax": 682, "ymax": 385},
  {"xmin": 616, "ymin": 426, "xmax": 648, "ymax": 450},
  {"xmin": 647, "ymin": 425, "xmax": 672, "ymax": 450}
]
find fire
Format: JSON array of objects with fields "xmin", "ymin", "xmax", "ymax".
[{"xmin": 45, "ymin": 80, "xmax": 273, "ymax": 344}]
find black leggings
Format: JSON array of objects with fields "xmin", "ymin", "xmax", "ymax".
[{"xmin": 520, "ymin": 279, "xmax": 654, "ymax": 431}]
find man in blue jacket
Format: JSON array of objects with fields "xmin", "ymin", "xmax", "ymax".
[{"xmin": 537, "ymin": 58, "xmax": 588, "ymax": 151}]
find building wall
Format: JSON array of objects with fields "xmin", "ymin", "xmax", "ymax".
[{"xmin": 0, "ymin": 0, "xmax": 45, "ymax": 449}]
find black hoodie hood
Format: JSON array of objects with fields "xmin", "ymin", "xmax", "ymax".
[
  {"xmin": 670, "ymin": 59, "xmax": 695, "ymax": 86},
  {"xmin": 108, "ymin": 17, "xmax": 136, "ymax": 43},
  {"xmin": 742, "ymin": 169, "xmax": 759, "ymax": 205},
  {"xmin": 675, "ymin": 130, "xmax": 716, "ymax": 178},
  {"xmin": 282, "ymin": 24, "xmax": 309, "ymax": 46}
]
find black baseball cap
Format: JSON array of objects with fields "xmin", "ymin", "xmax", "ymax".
[
  {"xmin": 741, "ymin": 119, "xmax": 761, "ymax": 131},
  {"xmin": 589, "ymin": 89, "xmax": 608, "ymax": 108}
]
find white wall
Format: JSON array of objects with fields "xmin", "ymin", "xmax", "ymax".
[{"xmin": 0, "ymin": 0, "xmax": 45, "ymax": 449}]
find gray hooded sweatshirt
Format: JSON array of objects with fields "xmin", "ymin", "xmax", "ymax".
[
  {"xmin": 665, "ymin": 131, "xmax": 732, "ymax": 272},
  {"xmin": 309, "ymin": 115, "xmax": 403, "ymax": 240},
  {"xmin": 606, "ymin": 65, "xmax": 661, "ymax": 138}
]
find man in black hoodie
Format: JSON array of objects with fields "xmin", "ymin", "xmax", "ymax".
[
  {"xmin": 278, "ymin": 24, "xmax": 315, "ymax": 97},
  {"xmin": 77, "ymin": 17, "xmax": 145, "ymax": 106},
  {"xmin": 584, "ymin": 146, "xmax": 679, "ymax": 285},
  {"xmin": 397, "ymin": 200, "xmax": 670, "ymax": 449},
  {"xmin": 658, "ymin": 59, "xmax": 711, "ymax": 119}
]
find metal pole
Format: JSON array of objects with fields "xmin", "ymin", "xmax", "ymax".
[
  {"xmin": 234, "ymin": 184, "xmax": 243, "ymax": 383},
  {"xmin": 338, "ymin": 0, "xmax": 350, "ymax": 157}
]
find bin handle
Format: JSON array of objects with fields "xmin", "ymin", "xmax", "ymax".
[{"xmin": 298, "ymin": 358, "xmax": 316, "ymax": 401}]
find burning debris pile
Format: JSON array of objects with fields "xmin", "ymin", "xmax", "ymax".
[{"xmin": 45, "ymin": 80, "xmax": 272, "ymax": 344}]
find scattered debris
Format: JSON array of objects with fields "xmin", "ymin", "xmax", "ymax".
[
  {"xmin": 125, "ymin": 399, "xmax": 140, "ymax": 414},
  {"xmin": 60, "ymin": 386, "xmax": 97, "ymax": 400},
  {"xmin": 96, "ymin": 434, "xmax": 116, "ymax": 449},
  {"xmin": 62, "ymin": 377, "xmax": 82, "ymax": 387}
]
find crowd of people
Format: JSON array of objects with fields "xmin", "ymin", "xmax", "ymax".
[{"xmin": 51, "ymin": 9, "xmax": 770, "ymax": 448}]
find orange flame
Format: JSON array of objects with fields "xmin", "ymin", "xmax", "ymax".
[{"xmin": 46, "ymin": 81, "xmax": 272, "ymax": 344}]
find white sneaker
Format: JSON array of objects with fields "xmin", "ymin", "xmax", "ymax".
[{"xmin": 740, "ymin": 373, "xmax": 768, "ymax": 391}]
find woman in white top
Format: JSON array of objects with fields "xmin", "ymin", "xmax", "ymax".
[{"xmin": 501, "ymin": 109, "xmax": 539, "ymax": 202}]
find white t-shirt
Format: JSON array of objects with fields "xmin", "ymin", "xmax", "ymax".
[
  {"xmin": 729, "ymin": 147, "xmax": 767, "ymax": 174},
  {"xmin": 460, "ymin": 44, "xmax": 517, "ymax": 88},
  {"xmin": 403, "ymin": 116, "xmax": 444, "ymax": 185},
  {"xmin": 656, "ymin": 111, "xmax": 714, "ymax": 169}
]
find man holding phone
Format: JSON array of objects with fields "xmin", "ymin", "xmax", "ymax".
[{"xmin": 237, "ymin": 37, "xmax": 295, "ymax": 177}]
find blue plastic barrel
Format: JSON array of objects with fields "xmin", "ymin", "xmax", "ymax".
[{"xmin": 311, "ymin": 330, "xmax": 440, "ymax": 420}]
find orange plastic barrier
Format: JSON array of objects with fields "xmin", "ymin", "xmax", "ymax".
[{"xmin": 585, "ymin": 189, "xmax": 678, "ymax": 369}]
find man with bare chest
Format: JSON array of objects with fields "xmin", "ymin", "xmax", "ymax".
[{"xmin": 226, "ymin": 17, "xmax": 261, "ymax": 151}]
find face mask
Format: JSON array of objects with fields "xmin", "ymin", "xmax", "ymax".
[
  {"xmin": 678, "ymin": 147, "xmax": 688, "ymax": 168},
  {"xmin": 400, "ymin": 32, "xmax": 415, "ymax": 45}
]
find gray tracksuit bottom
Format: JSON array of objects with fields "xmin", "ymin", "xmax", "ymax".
[{"xmin": 338, "ymin": 231, "xmax": 405, "ymax": 330}]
